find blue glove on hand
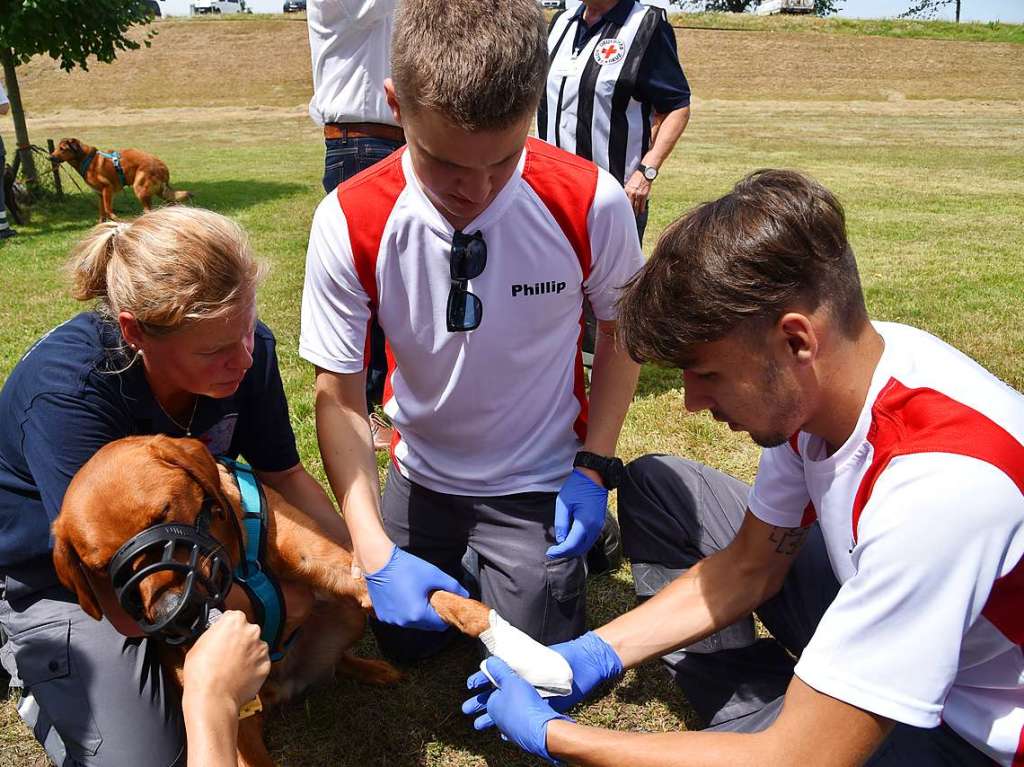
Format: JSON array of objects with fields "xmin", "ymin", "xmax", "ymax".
[
  {"xmin": 465, "ymin": 657, "xmax": 571, "ymax": 765},
  {"xmin": 464, "ymin": 630, "xmax": 623, "ymax": 728},
  {"xmin": 546, "ymin": 469, "xmax": 609, "ymax": 559},
  {"xmin": 364, "ymin": 545, "xmax": 469, "ymax": 631}
]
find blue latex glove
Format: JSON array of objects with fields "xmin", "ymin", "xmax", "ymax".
[
  {"xmin": 546, "ymin": 469, "xmax": 609, "ymax": 559},
  {"xmin": 463, "ymin": 630, "xmax": 623, "ymax": 728},
  {"xmin": 364, "ymin": 545, "xmax": 469, "ymax": 631},
  {"xmin": 466, "ymin": 657, "xmax": 572, "ymax": 765}
]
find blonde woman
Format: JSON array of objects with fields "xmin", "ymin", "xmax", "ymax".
[{"xmin": 0, "ymin": 207, "xmax": 347, "ymax": 766}]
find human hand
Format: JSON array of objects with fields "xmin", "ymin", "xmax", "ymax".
[
  {"xmin": 546, "ymin": 470, "xmax": 608, "ymax": 559},
  {"xmin": 623, "ymin": 170, "xmax": 652, "ymax": 216},
  {"xmin": 464, "ymin": 629, "xmax": 623, "ymax": 726},
  {"xmin": 464, "ymin": 658, "xmax": 571, "ymax": 765},
  {"xmin": 364, "ymin": 545, "xmax": 469, "ymax": 631},
  {"xmin": 183, "ymin": 610, "xmax": 270, "ymax": 711}
]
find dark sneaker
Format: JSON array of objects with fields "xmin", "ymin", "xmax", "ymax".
[
  {"xmin": 586, "ymin": 513, "xmax": 623, "ymax": 577},
  {"xmin": 0, "ymin": 227, "xmax": 16, "ymax": 240}
]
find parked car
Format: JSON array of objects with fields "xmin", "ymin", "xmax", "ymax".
[
  {"xmin": 190, "ymin": 0, "xmax": 241, "ymax": 15},
  {"xmin": 283, "ymin": 0, "xmax": 306, "ymax": 11},
  {"xmin": 540, "ymin": 0, "xmax": 566, "ymax": 8},
  {"xmin": 143, "ymin": 0, "xmax": 162, "ymax": 17}
]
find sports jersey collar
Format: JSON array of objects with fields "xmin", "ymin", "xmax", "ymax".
[{"xmin": 400, "ymin": 148, "xmax": 528, "ymax": 237}]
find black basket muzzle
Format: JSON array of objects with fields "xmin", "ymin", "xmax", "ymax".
[{"xmin": 107, "ymin": 502, "xmax": 234, "ymax": 645}]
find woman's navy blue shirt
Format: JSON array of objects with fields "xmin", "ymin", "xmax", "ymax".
[{"xmin": 0, "ymin": 312, "xmax": 300, "ymax": 572}]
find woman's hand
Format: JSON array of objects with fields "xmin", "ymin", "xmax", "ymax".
[{"xmin": 184, "ymin": 610, "xmax": 271, "ymax": 711}]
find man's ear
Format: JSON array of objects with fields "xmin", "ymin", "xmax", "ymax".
[
  {"xmin": 778, "ymin": 312, "xmax": 817, "ymax": 365},
  {"xmin": 51, "ymin": 519, "xmax": 104, "ymax": 620},
  {"xmin": 384, "ymin": 78, "xmax": 403, "ymax": 126}
]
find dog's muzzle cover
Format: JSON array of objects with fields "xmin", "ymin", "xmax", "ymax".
[{"xmin": 108, "ymin": 504, "xmax": 234, "ymax": 645}]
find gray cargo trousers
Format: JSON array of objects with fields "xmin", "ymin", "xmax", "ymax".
[
  {"xmin": 0, "ymin": 563, "xmax": 185, "ymax": 767},
  {"xmin": 371, "ymin": 463, "xmax": 587, "ymax": 663},
  {"xmin": 618, "ymin": 454, "xmax": 991, "ymax": 766}
]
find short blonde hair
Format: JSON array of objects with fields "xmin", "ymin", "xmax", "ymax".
[
  {"xmin": 66, "ymin": 207, "xmax": 265, "ymax": 335},
  {"xmin": 391, "ymin": 0, "xmax": 547, "ymax": 131}
]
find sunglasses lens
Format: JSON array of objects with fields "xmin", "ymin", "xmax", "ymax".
[
  {"xmin": 447, "ymin": 287, "xmax": 483, "ymax": 332},
  {"xmin": 452, "ymin": 234, "xmax": 487, "ymax": 280}
]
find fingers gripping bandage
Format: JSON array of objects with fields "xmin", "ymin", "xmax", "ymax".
[{"xmin": 478, "ymin": 610, "xmax": 573, "ymax": 698}]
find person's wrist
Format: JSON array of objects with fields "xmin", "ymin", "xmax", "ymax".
[
  {"xmin": 575, "ymin": 466, "xmax": 604, "ymax": 488},
  {"xmin": 588, "ymin": 629, "xmax": 625, "ymax": 677},
  {"xmin": 183, "ymin": 688, "xmax": 238, "ymax": 722},
  {"xmin": 544, "ymin": 717, "xmax": 576, "ymax": 764},
  {"xmin": 358, "ymin": 534, "xmax": 396, "ymax": 574}
]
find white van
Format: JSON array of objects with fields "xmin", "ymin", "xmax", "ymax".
[
  {"xmin": 190, "ymin": 0, "xmax": 241, "ymax": 14},
  {"xmin": 756, "ymin": 0, "xmax": 814, "ymax": 14}
]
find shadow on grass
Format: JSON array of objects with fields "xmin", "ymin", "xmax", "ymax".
[{"xmin": 14, "ymin": 179, "xmax": 307, "ymax": 236}]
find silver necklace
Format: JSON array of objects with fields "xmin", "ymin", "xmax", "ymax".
[{"xmin": 155, "ymin": 395, "xmax": 200, "ymax": 437}]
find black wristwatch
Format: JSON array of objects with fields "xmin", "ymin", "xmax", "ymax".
[{"xmin": 573, "ymin": 450, "xmax": 625, "ymax": 490}]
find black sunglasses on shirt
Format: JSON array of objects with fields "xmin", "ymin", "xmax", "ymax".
[{"xmin": 446, "ymin": 230, "xmax": 488, "ymax": 332}]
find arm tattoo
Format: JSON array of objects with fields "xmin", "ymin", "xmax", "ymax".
[{"xmin": 768, "ymin": 525, "xmax": 810, "ymax": 556}]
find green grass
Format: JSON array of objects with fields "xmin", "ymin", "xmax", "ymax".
[
  {"xmin": 670, "ymin": 11, "xmax": 1024, "ymax": 44},
  {"xmin": 2, "ymin": 12, "xmax": 1023, "ymax": 767}
]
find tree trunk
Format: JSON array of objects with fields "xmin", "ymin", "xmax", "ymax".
[
  {"xmin": 1, "ymin": 47, "xmax": 39, "ymax": 187},
  {"xmin": 955, "ymin": 0, "xmax": 961, "ymax": 22}
]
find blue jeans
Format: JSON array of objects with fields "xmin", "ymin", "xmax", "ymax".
[{"xmin": 323, "ymin": 135, "xmax": 403, "ymax": 408}]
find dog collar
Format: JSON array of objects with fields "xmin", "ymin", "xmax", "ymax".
[{"xmin": 78, "ymin": 150, "xmax": 98, "ymax": 177}]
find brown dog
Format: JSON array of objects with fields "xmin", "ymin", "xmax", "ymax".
[
  {"xmin": 50, "ymin": 138, "xmax": 193, "ymax": 222},
  {"xmin": 51, "ymin": 435, "xmax": 490, "ymax": 767}
]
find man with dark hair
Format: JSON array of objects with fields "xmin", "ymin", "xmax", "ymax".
[
  {"xmin": 301, "ymin": 0, "xmax": 643, "ymax": 663},
  {"xmin": 463, "ymin": 170, "xmax": 1023, "ymax": 766}
]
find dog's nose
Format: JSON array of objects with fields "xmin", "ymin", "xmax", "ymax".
[{"xmin": 153, "ymin": 589, "xmax": 188, "ymax": 622}]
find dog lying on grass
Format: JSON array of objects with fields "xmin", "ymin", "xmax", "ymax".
[
  {"xmin": 51, "ymin": 435, "xmax": 571, "ymax": 767},
  {"xmin": 50, "ymin": 138, "xmax": 192, "ymax": 222}
]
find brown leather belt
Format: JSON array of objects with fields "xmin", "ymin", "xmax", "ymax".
[{"xmin": 324, "ymin": 122, "xmax": 405, "ymax": 143}]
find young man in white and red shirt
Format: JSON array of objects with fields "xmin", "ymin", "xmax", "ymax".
[
  {"xmin": 300, "ymin": 0, "xmax": 643, "ymax": 661},
  {"xmin": 463, "ymin": 170, "xmax": 1023, "ymax": 766}
]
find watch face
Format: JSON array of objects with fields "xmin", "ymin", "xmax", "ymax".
[{"xmin": 643, "ymin": 167, "xmax": 658, "ymax": 181}]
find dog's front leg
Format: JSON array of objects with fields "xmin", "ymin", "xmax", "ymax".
[
  {"xmin": 236, "ymin": 713, "xmax": 275, "ymax": 767},
  {"xmin": 100, "ymin": 186, "xmax": 116, "ymax": 221}
]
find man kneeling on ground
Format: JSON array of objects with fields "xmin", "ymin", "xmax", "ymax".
[{"xmin": 463, "ymin": 169, "xmax": 1024, "ymax": 767}]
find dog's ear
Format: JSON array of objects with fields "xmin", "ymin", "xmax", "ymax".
[
  {"xmin": 67, "ymin": 138, "xmax": 81, "ymax": 154},
  {"xmin": 147, "ymin": 435, "xmax": 233, "ymax": 521},
  {"xmin": 51, "ymin": 518, "xmax": 104, "ymax": 620}
]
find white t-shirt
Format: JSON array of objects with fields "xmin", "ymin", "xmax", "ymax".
[
  {"xmin": 306, "ymin": 0, "xmax": 398, "ymax": 127},
  {"xmin": 0, "ymin": 83, "xmax": 8, "ymax": 106},
  {"xmin": 300, "ymin": 138, "xmax": 643, "ymax": 495},
  {"xmin": 750, "ymin": 322, "xmax": 1024, "ymax": 766}
]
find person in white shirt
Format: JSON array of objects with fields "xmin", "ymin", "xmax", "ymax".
[
  {"xmin": 0, "ymin": 81, "xmax": 16, "ymax": 241},
  {"xmin": 307, "ymin": 0, "xmax": 405, "ymax": 447},
  {"xmin": 463, "ymin": 169, "xmax": 1023, "ymax": 767},
  {"xmin": 300, "ymin": 0, "xmax": 643, "ymax": 663}
]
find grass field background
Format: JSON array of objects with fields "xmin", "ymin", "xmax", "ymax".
[{"xmin": 1, "ymin": 11, "xmax": 1022, "ymax": 766}]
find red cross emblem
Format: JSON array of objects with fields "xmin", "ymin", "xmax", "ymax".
[{"xmin": 593, "ymin": 38, "xmax": 625, "ymax": 65}]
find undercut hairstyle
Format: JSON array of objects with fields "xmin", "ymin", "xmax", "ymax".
[
  {"xmin": 618, "ymin": 169, "xmax": 869, "ymax": 367},
  {"xmin": 391, "ymin": 0, "xmax": 548, "ymax": 131}
]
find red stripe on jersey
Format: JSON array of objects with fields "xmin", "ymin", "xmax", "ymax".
[
  {"xmin": 521, "ymin": 137, "xmax": 598, "ymax": 442},
  {"xmin": 788, "ymin": 432, "xmax": 801, "ymax": 455},
  {"xmin": 850, "ymin": 378, "xmax": 1024, "ymax": 646},
  {"xmin": 1014, "ymin": 724, "xmax": 1024, "ymax": 767},
  {"xmin": 336, "ymin": 149, "xmax": 407, "ymax": 366},
  {"xmin": 787, "ymin": 435, "xmax": 817, "ymax": 525}
]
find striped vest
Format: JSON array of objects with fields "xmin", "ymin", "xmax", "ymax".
[{"xmin": 538, "ymin": 4, "xmax": 663, "ymax": 185}]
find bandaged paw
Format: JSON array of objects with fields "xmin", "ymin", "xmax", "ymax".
[{"xmin": 478, "ymin": 610, "xmax": 573, "ymax": 698}]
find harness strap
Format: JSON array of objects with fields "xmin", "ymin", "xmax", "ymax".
[
  {"xmin": 98, "ymin": 150, "xmax": 128, "ymax": 187},
  {"xmin": 218, "ymin": 458, "xmax": 297, "ymax": 662}
]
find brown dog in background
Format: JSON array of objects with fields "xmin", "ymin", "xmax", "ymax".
[
  {"xmin": 50, "ymin": 138, "xmax": 192, "ymax": 222},
  {"xmin": 51, "ymin": 435, "xmax": 491, "ymax": 767}
]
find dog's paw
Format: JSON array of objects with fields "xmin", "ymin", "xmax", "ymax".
[{"xmin": 337, "ymin": 655, "xmax": 403, "ymax": 686}]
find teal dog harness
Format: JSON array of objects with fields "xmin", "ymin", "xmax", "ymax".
[
  {"xmin": 79, "ymin": 149, "xmax": 127, "ymax": 187},
  {"xmin": 219, "ymin": 457, "xmax": 297, "ymax": 662}
]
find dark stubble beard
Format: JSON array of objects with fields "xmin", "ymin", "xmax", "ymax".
[{"xmin": 748, "ymin": 356, "xmax": 801, "ymax": 449}]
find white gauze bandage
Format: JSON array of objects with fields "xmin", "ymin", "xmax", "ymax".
[{"xmin": 478, "ymin": 610, "xmax": 573, "ymax": 698}]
